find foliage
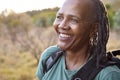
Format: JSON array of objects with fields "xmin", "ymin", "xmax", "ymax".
[
  {"xmin": 26, "ymin": 7, "xmax": 59, "ymax": 27},
  {"xmin": 26, "ymin": 7, "xmax": 59, "ymax": 17},
  {"xmin": 0, "ymin": 9, "xmax": 57, "ymax": 64},
  {"xmin": 32, "ymin": 10, "xmax": 57, "ymax": 27},
  {"xmin": 105, "ymin": 3, "xmax": 111, "ymax": 10},
  {"xmin": 18, "ymin": 27, "xmax": 56, "ymax": 64},
  {"xmin": 113, "ymin": 11, "xmax": 120, "ymax": 30},
  {"xmin": 105, "ymin": 3, "xmax": 115, "ymax": 29},
  {"xmin": 5, "ymin": 12, "xmax": 33, "ymax": 30}
]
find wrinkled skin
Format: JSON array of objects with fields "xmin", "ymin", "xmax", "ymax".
[
  {"xmin": 53, "ymin": 0, "xmax": 96, "ymax": 52},
  {"xmin": 53, "ymin": 0, "xmax": 98, "ymax": 70}
]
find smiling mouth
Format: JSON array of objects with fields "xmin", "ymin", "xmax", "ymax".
[
  {"xmin": 58, "ymin": 33, "xmax": 72, "ymax": 41},
  {"xmin": 59, "ymin": 33, "xmax": 71, "ymax": 38}
]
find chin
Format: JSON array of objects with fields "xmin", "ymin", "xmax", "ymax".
[
  {"xmin": 57, "ymin": 43, "xmax": 70, "ymax": 51},
  {"xmin": 57, "ymin": 44, "xmax": 65, "ymax": 51}
]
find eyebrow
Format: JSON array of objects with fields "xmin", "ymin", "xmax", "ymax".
[{"xmin": 56, "ymin": 12, "xmax": 82, "ymax": 20}]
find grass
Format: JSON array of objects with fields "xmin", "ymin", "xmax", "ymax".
[{"xmin": 0, "ymin": 52, "xmax": 37, "ymax": 80}]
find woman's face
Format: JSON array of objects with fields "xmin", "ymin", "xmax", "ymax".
[{"xmin": 53, "ymin": 0, "xmax": 95, "ymax": 52}]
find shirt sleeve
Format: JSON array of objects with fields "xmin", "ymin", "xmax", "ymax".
[
  {"xmin": 36, "ymin": 51, "xmax": 45, "ymax": 80},
  {"xmin": 102, "ymin": 71, "xmax": 120, "ymax": 80},
  {"xmin": 36, "ymin": 45, "xmax": 60, "ymax": 80},
  {"xmin": 94, "ymin": 65, "xmax": 120, "ymax": 80}
]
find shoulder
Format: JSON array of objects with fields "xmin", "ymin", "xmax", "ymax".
[
  {"xmin": 95, "ymin": 65, "xmax": 120, "ymax": 80},
  {"xmin": 36, "ymin": 45, "xmax": 61, "ymax": 79},
  {"xmin": 40, "ymin": 45, "xmax": 61, "ymax": 61}
]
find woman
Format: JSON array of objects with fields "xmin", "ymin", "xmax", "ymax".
[{"xmin": 36, "ymin": 0, "xmax": 120, "ymax": 80}]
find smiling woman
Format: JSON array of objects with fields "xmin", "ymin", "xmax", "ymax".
[
  {"xmin": 0, "ymin": 0, "xmax": 65, "ymax": 13},
  {"xmin": 36, "ymin": 0, "xmax": 120, "ymax": 80}
]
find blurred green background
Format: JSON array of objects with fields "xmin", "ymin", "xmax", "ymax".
[{"xmin": 0, "ymin": 0, "xmax": 120, "ymax": 80}]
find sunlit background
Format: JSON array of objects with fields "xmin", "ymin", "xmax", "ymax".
[
  {"xmin": 0, "ymin": 0, "xmax": 65, "ymax": 13},
  {"xmin": 0, "ymin": 0, "xmax": 120, "ymax": 80}
]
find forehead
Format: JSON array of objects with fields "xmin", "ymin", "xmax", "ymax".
[{"xmin": 58, "ymin": 0, "xmax": 95, "ymax": 19}]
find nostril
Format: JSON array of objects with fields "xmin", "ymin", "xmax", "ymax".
[
  {"xmin": 59, "ymin": 25, "xmax": 70, "ymax": 30},
  {"xmin": 59, "ymin": 22, "xmax": 70, "ymax": 30}
]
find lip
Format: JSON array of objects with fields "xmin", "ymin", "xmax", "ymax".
[{"xmin": 58, "ymin": 32, "xmax": 72, "ymax": 41}]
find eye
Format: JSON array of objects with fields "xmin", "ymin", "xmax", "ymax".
[
  {"xmin": 70, "ymin": 18, "xmax": 79, "ymax": 24},
  {"xmin": 56, "ymin": 15, "xmax": 63, "ymax": 20}
]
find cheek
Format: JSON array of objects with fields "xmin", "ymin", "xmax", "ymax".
[
  {"xmin": 53, "ymin": 24, "xmax": 58, "ymax": 33},
  {"xmin": 72, "ymin": 26, "xmax": 83, "ymax": 36},
  {"xmin": 72, "ymin": 25, "xmax": 91, "ymax": 40},
  {"xmin": 53, "ymin": 25, "xmax": 57, "ymax": 32}
]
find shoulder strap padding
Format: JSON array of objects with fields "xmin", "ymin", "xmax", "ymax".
[
  {"xmin": 43, "ymin": 50, "xmax": 63, "ymax": 74},
  {"xmin": 72, "ymin": 56, "xmax": 103, "ymax": 80}
]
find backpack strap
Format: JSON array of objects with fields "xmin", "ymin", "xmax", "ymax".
[
  {"xmin": 43, "ymin": 50, "xmax": 63, "ymax": 74},
  {"xmin": 111, "ymin": 50, "xmax": 120, "ymax": 56},
  {"xmin": 71, "ymin": 56, "xmax": 104, "ymax": 80},
  {"xmin": 107, "ymin": 50, "xmax": 120, "ymax": 68},
  {"xmin": 72, "ymin": 50, "xmax": 120, "ymax": 80},
  {"xmin": 43, "ymin": 49, "xmax": 120, "ymax": 80}
]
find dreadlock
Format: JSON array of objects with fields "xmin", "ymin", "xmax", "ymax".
[{"xmin": 90, "ymin": 0, "xmax": 109, "ymax": 67}]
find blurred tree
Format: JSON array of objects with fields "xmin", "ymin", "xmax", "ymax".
[
  {"xmin": 6, "ymin": 13, "xmax": 33, "ymax": 43},
  {"xmin": 0, "ymin": 8, "xmax": 58, "ymax": 64},
  {"xmin": 26, "ymin": 7, "xmax": 59, "ymax": 17},
  {"xmin": 0, "ymin": 11, "xmax": 34, "ymax": 54},
  {"xmin": 105, "ymin": 3, "xmax": 115, "ymax": 29},
  {"xmin": 103, "ymin": 0, "xmax": 120, "ymax": 11},
  {"xmin": 17, "ymin": 27, "xmax": 56, "ymax": 64},
  {"xmin": 114, "ymin": 11, "xmax": 120, "ymax": 30},
  {"xmin": 33, "ymin": 11, "xmax": 56, "ymax": 27},
  {"xmin": 28, "ymin": 7, "xmax": 59, "ymax": 27},
  {"xmin": 111, "ymin": 0, "xmax": 120, "ymax": 11}
]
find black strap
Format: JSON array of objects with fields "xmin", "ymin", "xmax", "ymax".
[
  {"xmin": 111, "ymin": 50, "xmax": 120, "ymax": 56},
  {"xmin": 107, "ymin": 50, "xmax": 120, "ymax": 68},
  {"xmin": 43, "ymin": 50, "xmax": 120, "ymax": 80},
  {"xmin": 43, "ymin": 50, "xmax": 63, "ymax": 74},
  {"xmin": 72, "ymin": 50, "xmax": 120, "ymax": 80},
  {"xmin": 71, "ymin": 56, "xmax": 103, "ymax": 80}
]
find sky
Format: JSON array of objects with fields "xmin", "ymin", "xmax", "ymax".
[{"xmin": 0, "ymin": 0, "xmax": 65, "ymax": 13}]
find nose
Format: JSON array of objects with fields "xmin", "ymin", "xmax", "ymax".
[{"xmin": 58, "ymin": 19, "xmax": 70, "ymax": 30}]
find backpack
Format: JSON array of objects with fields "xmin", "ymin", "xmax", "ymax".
[{"xmin": 43, "ymin": 50, "xmax": 120, "ymax": 80}]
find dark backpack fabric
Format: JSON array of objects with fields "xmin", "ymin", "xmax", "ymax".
[
  {"xmin": 43, "ymin": 50, "xmax": 63, "ymax": 74},
  {"xmin": 43, "ymin": 50, "xmax": 120, "ymax": 80}
]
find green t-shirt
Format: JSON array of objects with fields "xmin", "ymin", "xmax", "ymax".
[{"xmin": 36, "ymin": 45, "xmax": 120, "ymax": 80}]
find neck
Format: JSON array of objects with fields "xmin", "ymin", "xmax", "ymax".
[{"xmin": 65, "ymin": 44, "xmax": 90, "ymax": 70}]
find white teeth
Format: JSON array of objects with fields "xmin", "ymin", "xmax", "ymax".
[{"xmin": 60, "ymin": 33, "xmax": 71, "ymax": 38}]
